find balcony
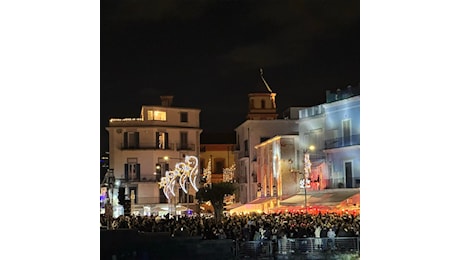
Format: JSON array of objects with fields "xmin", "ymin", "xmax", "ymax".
[
  {"xmin": 120, "ymin": 143, "xmax": 195, "ymax": 151},
  {"xmin": 123, "ymin": 177, "xmax": 159, "ymax": 183},
  {"xmin": 324, "ymin": 134, "xmax": 360, "ymax": 149},
  {"xmin": 176, "ymin": 143, "xmax": 196, "ymax": 151}
]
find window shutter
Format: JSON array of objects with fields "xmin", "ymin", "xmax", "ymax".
[
  {"xmin": 134, "ymin": 132, "xmax": 139, "ymax": 147},
  {"xmin": 124, "ymin": 164, "xmax": 128, "ymax": 180},
  {"xmin": 155, "ymin": 132, "xmax": 160, "ymax": 148},
  {"xmin": 164, "ymin": 163, "xmax": 169, "ymax": 176},
  {"xmin": 136, "ymin": 164, "xmax": 141, "ymax": 181},
  {"xmin": 123, "ymin": 132, "xmax": 128, "ymax": 148},
  {"xmin": 165, "ymin": 133, "xmax": 169, "ymax": 149}
]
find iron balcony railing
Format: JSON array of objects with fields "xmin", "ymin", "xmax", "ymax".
[
  {"xmin": 324, "ymin": 134, "xmax": 360, "ymax": 149},
  {"xmin": 120, "ymin": 143, "xmax": 196, "ymax": 151}
]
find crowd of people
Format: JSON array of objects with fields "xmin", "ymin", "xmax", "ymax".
[{"xmin": 100, "ymin": 211, "xmax": 359, "ymax": 243}]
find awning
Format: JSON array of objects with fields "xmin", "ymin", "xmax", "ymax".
[
  {"xmin": 229, "ymin": 197, "xmax": 277, "ymax": 214},
  {"xmin": 280, "ymin": 188, "xmax": 360, "ymax": 208},
  {"xmin": 224, "ymin": 203, "xmax": 242, "ymax": 211}
]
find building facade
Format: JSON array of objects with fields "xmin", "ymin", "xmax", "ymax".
[
  {"xmin": 105, "ymin": 96, "xmax": 202, "ymax": 213},
  {"xmin": 323, "ymin": 92, "xmax": 360, "ymax": 189},
  {"xmin": 232, "ymin": 86, "xmax": 360, "ymax": 213},
  {"xmin": 254, "ymin": 135, "xmax": 302, "ymax": 203},
  {"xmin": 298, "ymin": 87, "xmax": 360, "ymax": 189},
  {"xmin": 234, "ymin": 91, "xmax": 300, "ymax": 204}
]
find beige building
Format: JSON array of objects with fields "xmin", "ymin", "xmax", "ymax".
[
  {"xmin": 234, "ymin": 90, "xmax": 300, "ymax": 204},
  {"xmin": 254, "ymin": 135, "xmax": 302, "ymax": 202},
  {"xmin": 199, "ymin": 142, "xmax": 236, "ymax": 183},
  {"xmin": 106, "ymin": 96, "xmax": 202, "ymax": 214}
]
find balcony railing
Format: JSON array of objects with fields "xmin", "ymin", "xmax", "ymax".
[
  {"xmin": 176, "ymin": 143, "xmax": 196, "ymax": 151},
  {"xmin": 120, "ymin": 143, "xmax": 195, "ymax": 151},
  {"xmin": 324, "ymin": 134, "xmax": 360, "ymax": 149}
]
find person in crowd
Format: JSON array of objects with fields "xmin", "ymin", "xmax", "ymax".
[
  {"xmin": 327, "ymin": 227, "xmax": 336, "ymax": 250},
  {"xmin": 314, "ymin": 225, "xmax": 323, "ymax": 250},
  {"xmin": 105, "ymin": 210, "xmax": 359, "ymax": 245}
]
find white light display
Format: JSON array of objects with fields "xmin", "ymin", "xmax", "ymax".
[
  {"xmin": 302, "ymin": 153, "xmax": 312, "ymax": 188},
  {"xmin": 203, "ymin": 158, "xmax": 212, "ymax": 187},
  {"xmin": 223, "ymin": 163, "xmax": 236, "ymax": 183},
  {"xmin": 158, "ymin": 155, "xmax": 199, "ymax": 199}
]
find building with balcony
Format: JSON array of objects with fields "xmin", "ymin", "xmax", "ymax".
[
  {"xmin": 105, "ymin": 96, "xmax": 202, "ymax": 214},
  {"xmin": 232, "ymin": 86, "xmax": 360, "ymax": 214},
  {"xmin": 233, "ymin": 72, "xmax": 302, "ymax": 204},
  {"xmin": 323, "ymin": 92, "xmax": 360, "ymax": 189},
  {"xmin": 199, "ymin": 133, "xmax": 236, "ymax": 182},
  {"xmin": 297, "ymin": 86, "xmax": 360, "ymax": 189}
]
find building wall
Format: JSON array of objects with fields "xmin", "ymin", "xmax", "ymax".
[
  {"xmin": 199, "ymin": 144, "xmax": 236, "ymax": 175},
  {"xmin": 234, "ymin": 120, "xmax": 298, "ymax": 203},
  {"xmin": 323, "ymin": 95, "xmax": 360, "ymax": 189},
  {"xmin": 106, "ymin": 100, "xmax": 202, "ymax": 208},
  {"xmin": 298, "ymin": 94, "xmax": 360, "ymax": 190},
  {"xmin": 255, "ymin": 135, "xmax": 301, "ymax": 201}
]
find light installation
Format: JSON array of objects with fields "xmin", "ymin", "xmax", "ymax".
[
  {"xmin": 158, "ymin": 155, "xmax": 199, "ymax": 200},
  {"xmin": 302, "ymin": 153, "xmax": 312, "ymax": 189},
  {"xmin": 202, "ymin": 158, "xmax": 212, "ymax": 187}
]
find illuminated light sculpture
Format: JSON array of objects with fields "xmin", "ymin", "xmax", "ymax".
[
  {"xmin": 158, "ymin": 155, "xmax": 199, "ymax": 199},
  {"xmin": 223, "ymin": 163, "xmax": 236, "ymax": 183},
  {"xmin": 203, "ymin": 158, "xmax": 212, "ymax": 187},
  {"xmin": 178, "ymin": 155, "xmax": 199, "ymax": 193},
  {"xmin": 301, "ymin": 149, "xmax": 314, "ymax": 209},
  {"xmin": 158, "ymin": 170, "xmax": 178, "ymax": 200},
  {"xmin": 303, "ymin": 153, "xmax": 312, "ymax": 189},
  {"xmin": 167, "ymin": 170, "xmax": 179, "ymax": 197}
]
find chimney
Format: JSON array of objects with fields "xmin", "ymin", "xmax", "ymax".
[{"xmin": 160, "ymin": 96, "xmax": 174, "ymax": 107}]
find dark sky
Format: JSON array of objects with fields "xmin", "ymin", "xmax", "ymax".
[{"xmin": 100, "ymin": 0, "xmax": 360, "ymax": 152}]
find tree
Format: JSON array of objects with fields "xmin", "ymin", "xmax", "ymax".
[{"xmin": 196, "ymin": 182, "xmax": 237, "ymax": 223}]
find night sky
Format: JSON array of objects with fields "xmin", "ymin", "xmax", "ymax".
[{"xmin": 100, "ymin": 0, "xmax": 360, "ymax": 152}]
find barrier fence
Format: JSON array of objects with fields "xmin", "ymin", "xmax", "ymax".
[
  {"xmin": 101, "ymin": 230, "xmax": 359, "ymax": 259},
  {"xmin": 236, "ymin": 237, "xmax": 360, "ymax": 258}
]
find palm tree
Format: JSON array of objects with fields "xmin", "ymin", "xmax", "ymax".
[{"xmin": 196, "ymin": 182, "xmax": 236, "ymax": 223}]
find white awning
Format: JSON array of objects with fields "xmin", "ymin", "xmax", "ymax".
[{"xmin": 280, "ymin": 188, "xmax": 360, "ymax": 208}]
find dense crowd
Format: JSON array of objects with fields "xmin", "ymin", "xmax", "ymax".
[{"xmin": 100, "ymin": 211, "xmax": 359, "ymax": 242}]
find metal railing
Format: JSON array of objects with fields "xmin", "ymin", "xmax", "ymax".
[
  {"xmin": 120, "ymin": 143, "xmax": 196, "ymax": 151},
  {"xmin": 324, "ymin": 134, "xmax": 360, "ymax": 149},
  {"xmin": 236, "ymin": 237, "xmax": 359, "ymax": 258},
  {"xmin": 101, "ymin": 231, "xmax": 359, "ymax": 259}
]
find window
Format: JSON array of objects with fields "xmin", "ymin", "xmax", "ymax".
[
  {"xmin": 261, "ymin": 99, "xmax": 266, "ymax": 109},
  {"xmin": 343, "ymin": 119, "xmax": 351, "ymax": 145},
  {"xmin": 125, "ymin": 158, "xmax": 140, "ymax": 181},
  {"xmin": 153, "ymin": 110, "xmax": 166, "ymax": 121},
  {"xmin": 180, "ymin": 112, "xmax": 188, "ymax": 123},
  {"xmin": 156, "ymin": 132, "xmax": 169, "ymax": 149},
  {"xmin": 214, "ymin": 158, "xmax": 225, "ymax": 174},
  {"xmin": 123, "ymin": 132, "xmax": 139, "ymax": 148},
  {"xmin": 180, "ymin": 132, "xmax": 188, "ymax": 149},
  {"xmin": 147, "ymin": 110, "xmax": 154, "ymax": 120},
  {"xmin": 345, "ymin": 161, "xmax": 353, "ymax": 188}
]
